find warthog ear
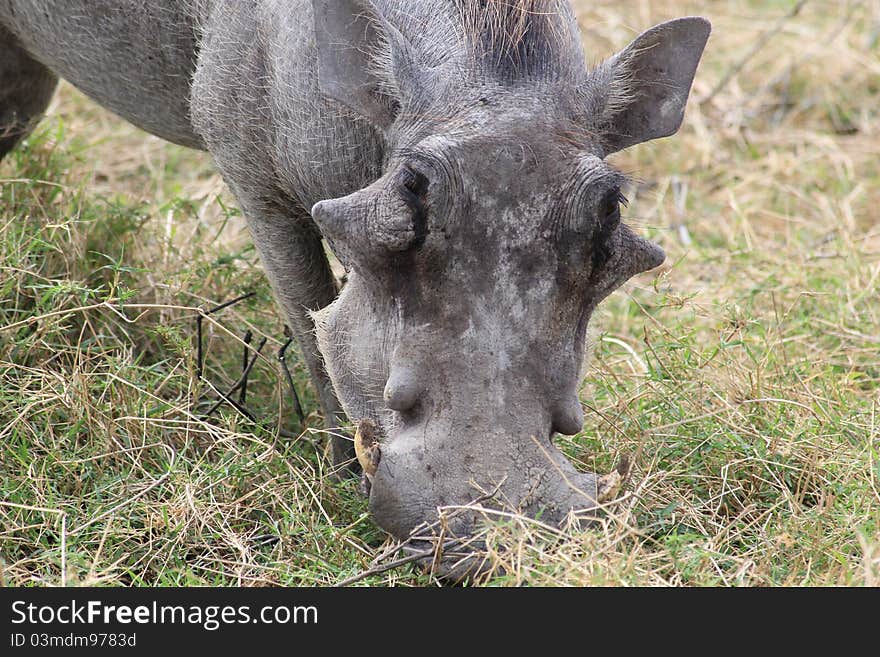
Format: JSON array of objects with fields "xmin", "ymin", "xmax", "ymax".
[
  {"xmin": 312, "ymin": 0, "xmax": 395, "ymax": 128},
  {"xmin": 591, "ymin": 17, "xmax": 711, "ymax": 154}
]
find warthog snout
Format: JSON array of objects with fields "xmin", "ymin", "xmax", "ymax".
[{"xmin": 364, "ymin": 406, "xmax": 600, "ymax": 538}]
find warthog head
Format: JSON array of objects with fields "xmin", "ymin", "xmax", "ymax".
[{"xmin": 311, "ymin": 0, "xmax": 710, "ymax": 549}]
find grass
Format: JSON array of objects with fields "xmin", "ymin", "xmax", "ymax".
[{"xmin": 1, "ymin": 0, "xmax": 878, "ymax": 586}]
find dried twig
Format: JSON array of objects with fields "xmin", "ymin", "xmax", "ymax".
[
  {"xmin": 333, "ymin": 539, "xmax": 466, "ymax": 587},
  {"xmin": 203, "ymin": 336, "xmax": 267, "ymax": 419},
  {"xmin": 202, "ymin": 379, "xmax": 256, "ymax": 422},
  {"xmin": 195, "ymin": 292, "xmax": 255, "ymax": 380},
  {"xmin": 205, "ymin": 292, "xmax": 256, "ymax": 317},
  {"xmin": 278, "ymin": 334, "xmax": 306, "ymax": 425},
  {"xmin": 239, "ymin": 330, "xmax": 253, "ymax": 405}
]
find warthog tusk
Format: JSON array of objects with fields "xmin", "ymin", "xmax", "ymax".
[
  {"xmin": 596, "ymin": 471, "xmax": 622, "ymax": 503},
  {"xmin": 355, "ymin": 418, "xmax": 381, "ymax": 480}
]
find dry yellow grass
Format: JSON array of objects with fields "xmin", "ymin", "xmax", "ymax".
[{"xmin": 1, "ymin": 0, "xmax": 877, "ymax": 586}]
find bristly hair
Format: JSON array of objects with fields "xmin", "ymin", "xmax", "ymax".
[
  {"xmin": 370, "ymin": 0, "xmax": 587, "ymax": 97},
  {"xmin": 453, "ymin": 0, "xmax": 584, "ymax": 81}
]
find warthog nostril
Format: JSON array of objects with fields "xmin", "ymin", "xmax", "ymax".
[
  {"xmin": 552, "ymin": 398, "xmax": 584, "ymax": 436},
  {"xmin": 384, "ymin": 366, "xmax": 423, "ymax": 412}
]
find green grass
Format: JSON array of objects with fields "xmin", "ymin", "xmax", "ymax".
[{"xmin": 1, "ymin": 0, "xmax": 878, "ymax": 586}]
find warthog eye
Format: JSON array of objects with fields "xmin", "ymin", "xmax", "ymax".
[
  {"xmin": 594, "ymin": 187, "xmax": 626, "ymax": 269},
  {"xmin": 396, "ymin": 164, "xmax": 429, "ymax": 248},
  {"xmin": 600, "ymin": 187, "xmax": 625, "ymax": 231},
  {"xmin": 400, "ymin": 165, "xmax": 429, "ymax": 199}
]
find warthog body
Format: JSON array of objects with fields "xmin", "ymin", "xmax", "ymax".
[{"xmin": 1, "ymin": 1, "xmax": 710, "ymax": 564}]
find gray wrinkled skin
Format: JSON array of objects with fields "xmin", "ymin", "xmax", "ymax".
[{"xmin": 1, "ymin": 1, "xmax": 710, "ymax": 549}]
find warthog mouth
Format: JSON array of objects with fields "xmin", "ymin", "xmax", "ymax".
[{"xmin": 349, "ymin": 419, "xmax": 628, "ymax": 583}]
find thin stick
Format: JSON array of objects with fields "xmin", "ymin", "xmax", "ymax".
[
  {"xmin": 240, "ymin": 330, "xmax": 253, "ymax": 405},
  {"xmin": 203, "ymin": 337, "xmax": 267, "ymax": 419},
  {"xmin": 0, "ymin": 301, "xmax": 204, "ymax": 334},
  {"xmin": 205, "ymin": 292, "xmax": 256, "ymax": 316},
  {"xmin": 333, "ymin": 540, "xmax": 465, "ymax": 587},
  {"xmin": 196, "ymin": 292, "xmax": 256, "ymax": 381},
  {"xmin": 0, "ymin": 501, "xmax": 66, "ymax": 515},
  {"xmin": 279, "ymin": 336, "xmax": 306, "ymax": 425},
  {"xmin": 196, "ymin": 313, "xmax": 203, "ymax": 380}
]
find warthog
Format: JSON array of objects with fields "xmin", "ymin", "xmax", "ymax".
[{"xmin": 1, "ymin": 1, "xmax": 709, "ymax": 568}]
